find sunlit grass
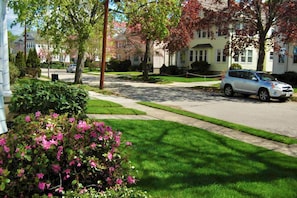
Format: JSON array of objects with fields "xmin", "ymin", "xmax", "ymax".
[
  {"xmin": 86, "ymin": 99, "xmax": 146, "ymax": 115},
  {"xmin": 103, "ymin": 120, "xmax": 297, "ymax": 198}
]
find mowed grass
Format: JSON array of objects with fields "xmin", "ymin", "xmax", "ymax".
[
  {"xmin": 102, "ymin": 119, "xmax": 297, "ymax": 198},
  {"xmin": 86, "ymin": 99, "xmax": 146, "ymax": 115}
]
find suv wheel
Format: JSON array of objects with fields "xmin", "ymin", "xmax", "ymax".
[
  {"xmin": 224, "ymin": 85, "xmax": 234, "ymax": 97},
  {"xmin": 258, "ymin": 88, "xmax": 270, "ymax": 101}
]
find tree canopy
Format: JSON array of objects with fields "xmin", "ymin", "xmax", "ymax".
[
  {"xmin": 9, "ymin": 0, "xmax": 109, "ymax": 83},
  {"xmin": 202, "ymin": 0, "xmax": 297, "ymax": 71},
  {"xmin": 120, "ymin": 0, "xmax": 182, "ymax": 80}
]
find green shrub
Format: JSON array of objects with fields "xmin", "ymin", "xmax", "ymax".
[
  {"xmin": 229, "ymin": 63, "xmax": 242, "ymax": 70},
  {"xmin": 273, "ymin": 71, "xmax": 297, "ymax": 86},
  {"xmin": 0, "ymin": 113, "xmax": 136, "ymax": 197},
  {"xmin": 9, "ymin": 79, "xmax": 89, "ymax": 116},
  {"xmin": 190, "ymin": 61, "xmax": 210, "ymax": 74},
  {"xmin": 9, "ymin": 62, "xmax": 20, "ymax": 84},
  {"xmin": 15, "ymin": 51, "xmax": 26, "ymax": 77}
]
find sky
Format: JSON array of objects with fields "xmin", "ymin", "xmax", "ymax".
[{"xmin": 6, "ymin": 8, "xmax": 23, "ymax": 36}]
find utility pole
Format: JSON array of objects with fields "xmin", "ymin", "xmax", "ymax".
[{"xmin": 99, "ymin": 0, "xmax": 109, "ymax": 90}]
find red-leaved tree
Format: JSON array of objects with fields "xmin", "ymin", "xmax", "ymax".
[
  {"xmin": 202, "ymin": 0, "xmax": 297, "ymax": 71},
  {"xmin": 164, "ymin": 0, "xmax": 203, "ymax": 54}
]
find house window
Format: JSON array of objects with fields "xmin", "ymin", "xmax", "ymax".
[
  {"xmin": 270, "ymin": 52, "xmax": 274, "ymax": 60},
  {"xmin": 241, "ymin": 50, "xmax": 246, "ymax": 62},
  {"xmin": 204, "ymin": 50, "xmax": 207, "ymax": 61},
  {"xmin": 199, "ymin": 50, "xmax": 203, "ymax": 61},
  {"xmin": 195, "ymin": 50, "xmax": 198, "ymax": 61},
  {"xmin": 222, "ymin": 52, "xmax": 226, "ymax": 62},
  {"xmin": 189, "ymin": 50, "xmax": 193, "ymax": 61},
  {"xmin": 247, "ymin": 50, "xmax": 253, "ymax": 62},
  {"xmin": 217, "ymin": 49, "xmax": 221, "ymax": 62},
  {"xmin": 278, "ymin": 48, "xmax": 286, "ymax": 63},
  {"xmin": 234, "ymin": 51, "xmax": 239, "ymax": 62},
  {"xmin": 293, "ymin": 46, "xmax": 297, "ymax": 63}
]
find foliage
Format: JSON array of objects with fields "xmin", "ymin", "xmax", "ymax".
[
  {"xmin": 26, "ymin": 48, "xmax": 40, "ymax": 68},
  {"xmin": 0, "ymin": 113, "xmax": 136, "ymax": 197},
  {"xmin": 202, "ymin": 0, "xmax": 297, "ymax": 71},
  {"xmin": 9, "ymin": 0, "xmax": 107, "ymax": 84},
  {"xmin": 85, "ymin": 58, "xmax": 98, "ymax": 71},
  {"xmin": 229, "ymin": 63, "xmax": 242, "ymax": 70},
  {"xmin": 9, "ymin": 79, "xmax": 89, "ymax": 116},
  {"xmin": 160, "ymin": 65, "xmax": 183, "ymax": 75},
  {"xmin": 122, "ymin": 0, "xmax": 182, "ymax": 80},
  {"xmin": 9, "ymin": 62, "xmax": 20, "ymax": 84},
  {"xmin": 15, "ymin": 51, "xmax": 26, "ymax": 77},
  {"xmin": 273, "ymin": 71, "xmax": 297, "ymax": 86},
  {"xmin": 190, "ymin": 61, "xmax": 210, "ymax": 74},
  {"xmin": 107, "ymin": 59, "xmax": 131, "ymax": 72},
  {"xmin": 65, "ymin": 186, "xmax": 150, "ymax": 198},
  {"xmin": 164, "ymin": 0, "xmax": 202, "ymax": 53}
]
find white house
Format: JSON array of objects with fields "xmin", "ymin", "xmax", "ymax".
[{"xmin": 272, "ymin": 43, "xmax": 297, "ymax": 74}]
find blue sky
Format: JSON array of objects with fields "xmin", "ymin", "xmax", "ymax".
[{"xmin": 7, "ymin": 8, "xmax": 23, "ymax": 36}]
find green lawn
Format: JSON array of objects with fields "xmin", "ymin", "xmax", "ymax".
[
  {"xmin": 102, "ymin": 120, "xmax": 297, "ymax": 198},
  {"xmin": 86, "ymin": 99, "xmax": 146, "ymax": 115}
]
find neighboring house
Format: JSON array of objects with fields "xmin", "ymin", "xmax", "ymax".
[
  {"xmin": 174, "ymin": 28, "xmax": 273, "ymax": 73},
  {"xmin": 12, "ymin": 32, "xmax": 71, "ymax": 64},
  {"xmin": 272, "ymin": 43, "xmax": 297, "ymax": 74}
]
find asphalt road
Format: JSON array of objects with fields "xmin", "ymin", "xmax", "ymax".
[{"xmin": 43, "ymin": 69, "xmax": 297, "ymax": 138}]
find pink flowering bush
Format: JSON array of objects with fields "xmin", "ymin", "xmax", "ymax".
[{"xmin": 0, "ymin": 112, "xmax": 136, "ymax": 197}]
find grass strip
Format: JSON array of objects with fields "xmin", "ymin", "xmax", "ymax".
[
  {"xmin": 86, "ymin": 99, "xmax": 146, "ymax": 115},
  {"xmin": 138, "ymin": 101, "xmax": 297, "ymax": 145}
]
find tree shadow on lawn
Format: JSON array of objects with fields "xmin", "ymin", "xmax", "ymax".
[{"xmin": 104, "ymin": 120, "xmax": 297, "ymax": 197}]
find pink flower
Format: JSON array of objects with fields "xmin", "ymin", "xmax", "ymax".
[
  {"xmin": 64, "ymin": 169, "xmax": 71, "ymax": 175},
  {"xmin": 116, "ymin": 178, "xmax": 123, "ymax": 185},
  {"xmin": 107, "ymin": 152, "xmax": 113, "ymax": 161},
  {"xmin": 90, "ymin": 160, "xmax": 97, "ymax": 168},
  {"xmin": 36, "ymin": 173, "xmax": 44, "ymax": 179},
  {"xmin": 52, "ymin": 113, "xmax": 59, "ymax": 119},
  {"xmin": 90, "ymin": 143, "xmax": 97, "ymax": 149},
  {"xmin": 127, "ymin": 176, "xmax": 136, "ymax": 184},
  {"xmin": 56, "ymin": 146, "xmax": 63, "ymax": 161},
  {"xmin": 55, "ymin": 186, "xmax": 64, "ymax": 193},
  {"xmin": 0, "ymin": 138, "xmax": 6, "ymax": 146},
  {"xmin": 35, "ymin": 111, "xmax": 41, "ymax": 118},
  {"xmin": 3, "ymin": 145, "xmax": 10, "ymax": 153},
  {"xmin": 126, "ymin": 141, "xmax": 132, "ymax": 146},
  {"xmin": 74, "ymin": 134, "xmax": 83, "ymax": 140},
  {"xmin": 25, "ymin": 115, "xmax": 31, "ymax": 122},
  {"xmin": 51, "ymin": 164, "xmax": 61, "ymax": 173},
  {"xmin": 38, "ymin": 182, "xmax": 46, "ymax": 191},
  {"xmin": 56, "ymin": 132, "xmax": 63, "ymax": 141},
  {"xmin": 68, "ymin": 117, "xmax": 75, "ymax": 123},
  {"xmin": 77, "ymin": 120, "xmax": 91, "ymax": 132},
  {"xmin": 48, "ymin": 193, "xmax": 53, "ymax": 197},
  {"xmin": 0, "ymin": 168, "xmax": 3, "ymax": 175},
  {"xmin": 106, "ymin": 177, "xmax": 112, "ymax": 185}
]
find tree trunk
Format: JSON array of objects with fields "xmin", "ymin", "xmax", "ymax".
[
  {"xmin": 257, "ymin": 35, "xmax": 265, "ymax": 71},
  {"xmin": 142, "ymin": 38, "xmax": 151, "ymax": 81},
  {"xmin": 74, "ymin": 42, "xmax": 86, "ymax": 84}
]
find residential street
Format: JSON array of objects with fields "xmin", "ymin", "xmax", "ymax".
[{"xmin": 42, "ymin": 69, "xmax": 297, "ymax": 138}]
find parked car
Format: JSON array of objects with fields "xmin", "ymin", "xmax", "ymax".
[
  {"xmin": 220, "ymin": 69, "xmax": 294, "ymax": 101},
  {"xmin": 66, "ymin": 64, "xmax": 76, "ymax": 73}
]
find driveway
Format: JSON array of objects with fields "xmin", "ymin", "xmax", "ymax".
[{"xmin": 42, "ymin": 69, "xmax": 297, "ymax": 138}]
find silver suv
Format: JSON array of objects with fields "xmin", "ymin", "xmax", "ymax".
[{"xmin": 220, "ymin": 70, "xmax": 294, "ymax": 101}]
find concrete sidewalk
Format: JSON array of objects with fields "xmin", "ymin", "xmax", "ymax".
[{"xmin": 87, "ymin": 91, "xmax": 297, "ymax": 158}]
